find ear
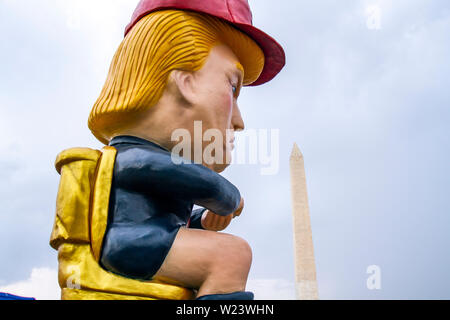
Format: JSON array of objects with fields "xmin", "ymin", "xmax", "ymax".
[{"xmin": 169, "ymin": 69, "xmax": 198, "ymax": 107}]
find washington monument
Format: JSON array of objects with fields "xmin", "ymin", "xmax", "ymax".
[{"xmin": 290, "ymin": 143, "xmax": 319, "ymax": 300}]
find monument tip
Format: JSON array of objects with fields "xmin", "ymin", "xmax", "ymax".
[{"xmin": 290, "ymin": 142, "xmax": 303, "ymax": 159}]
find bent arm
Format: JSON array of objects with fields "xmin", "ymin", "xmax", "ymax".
[
  {"xmin": 188, "ymin": 208, "xmax": 207, "ymax": 229},
  {"xmin": 115, "ymin": 147, "xmax": 241, "ymax": 216}
]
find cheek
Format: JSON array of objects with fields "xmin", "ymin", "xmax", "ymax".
[
  {"xmin": 219, "ymin": 91, "xmax": 234, "ymax": 119},
  {"xmin": 205, "ymin": 86, "xmax": 233, "ymax": 129}
]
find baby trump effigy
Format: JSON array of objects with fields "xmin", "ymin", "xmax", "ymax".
[{"xmin": 50, "ymin": 0, "xmax": 285, "ymax": 300}]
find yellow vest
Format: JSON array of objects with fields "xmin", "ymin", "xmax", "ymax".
[{"xmin": 50, "ymin": 146, "xmax": 195, "ymax": 300}]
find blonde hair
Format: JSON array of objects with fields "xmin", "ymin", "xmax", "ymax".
[{"xmin": 88, "ymin": 9, "xmax": 265, "ymax": 144}]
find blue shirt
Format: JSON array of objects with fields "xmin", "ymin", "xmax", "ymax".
[{"xmin": 100, "ymin": 135, "xmax": 241, "ymax": 280}]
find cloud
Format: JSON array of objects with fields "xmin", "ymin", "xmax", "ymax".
[
  {"xmin": 0, "ymin": 268, "xmax": 60, "ymax": 300},
  {"xmin": 247, "ymin": 278, "xmax": 295, "ymax": 300},
  {"xmin": 0, "ymin": 268, "xmax": 294, "ymax": 301},
  {"xmin": 0, "ymin": 0, "xmax": 449, "ymax": 300}
]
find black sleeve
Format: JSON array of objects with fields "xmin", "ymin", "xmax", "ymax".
[
  {"xmin": 188, "ymin": 208, "xmax": 207, "ymax": 229},
  {"xmin": 115, "ymin": 146, "xmax": 241, "ymax": 216}
]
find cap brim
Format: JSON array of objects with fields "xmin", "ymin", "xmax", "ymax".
[{"xmin": 234, "ymin": 23, "xmax": 286, "ymax": 86}]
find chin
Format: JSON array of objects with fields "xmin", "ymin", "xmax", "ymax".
[
  {"xmin": 212, "ymin": 163, "xmax": 229, "ymax": 173},
  {"xmin": 208, "ymin": 147, "xmax": 232, "ymax": 173}
]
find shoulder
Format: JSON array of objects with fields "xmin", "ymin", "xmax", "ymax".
[
  {"xmin": 114, "ymin": 144, "xmax": 206, "ymax": 172},
  {"xmin": 115, "ymin": 144, "xmax": 171, "ymax": 167}
]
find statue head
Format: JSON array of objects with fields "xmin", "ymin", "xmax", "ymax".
[{"xmin": 88, "ymin": 1, "xmax": 285, "ymax": 172}]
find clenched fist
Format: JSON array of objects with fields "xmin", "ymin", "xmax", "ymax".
[{"xmin": 201, "ymin": 198, "xmax": 244, "ymax": 231}]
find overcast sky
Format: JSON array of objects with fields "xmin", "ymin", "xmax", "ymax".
[{"xmin": 0, "ymin": 0, "xmax": 449, "ymax": 300}]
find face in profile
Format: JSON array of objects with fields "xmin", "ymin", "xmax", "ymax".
[{"xmin": 186, "ymin": 44, "xmax": 246, "ymax": 173}]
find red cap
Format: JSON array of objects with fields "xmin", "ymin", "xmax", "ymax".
[{"xmin": 125, "ymin": 0, "xmax": 285, "ymax": 86}]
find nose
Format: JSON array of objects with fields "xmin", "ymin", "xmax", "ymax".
[{"xmin": 231, "ymin": 103, "xmax": 245, "ymax": 132}]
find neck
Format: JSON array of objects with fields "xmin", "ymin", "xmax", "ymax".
[{"xmin": 116, "ymin": 97, "xmax": 193, "ymax": 153}]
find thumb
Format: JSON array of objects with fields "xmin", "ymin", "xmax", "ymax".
[{"xmin": 233, "ymin": 198, "xmax": 244, "ymax": 218}]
